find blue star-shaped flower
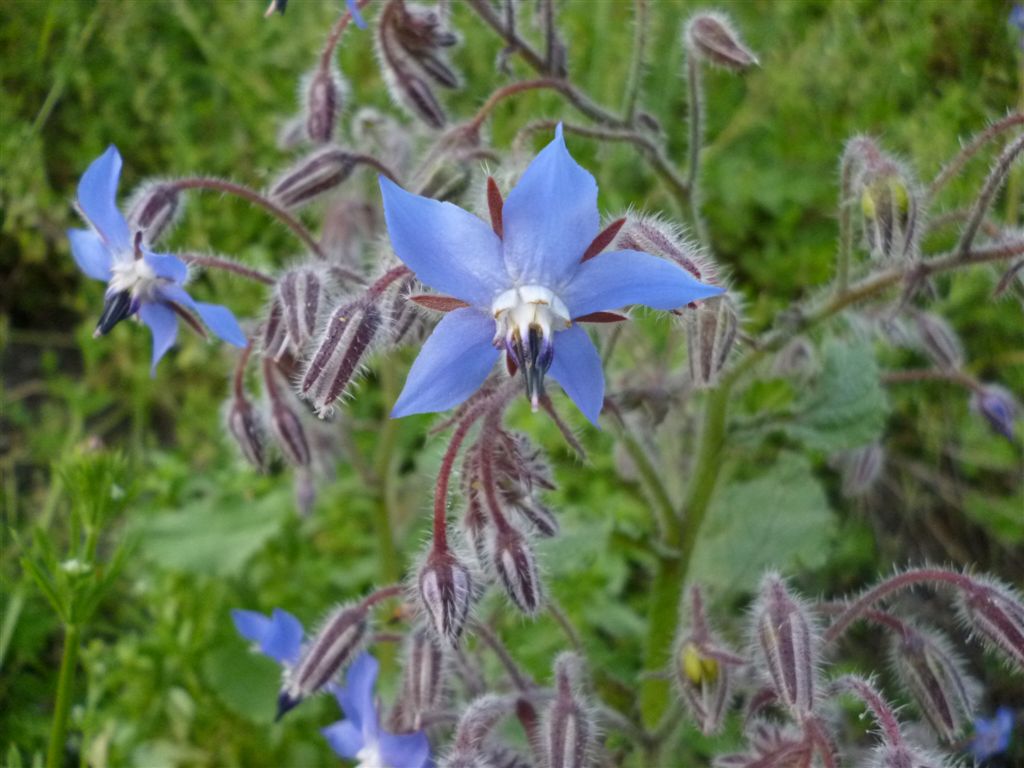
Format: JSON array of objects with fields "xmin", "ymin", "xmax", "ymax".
[
  {"xmin": 68, "ymin": 146, "xmax": 246, "ymax": 374},
  {"xmin": 231, "ymin": 607, "xmax": 305, "ymax": 666},
  {"xmin": 379, "ymin": 125, "xmax": 722, "ymax": 425},
  {"xmin": 970, "ymin": 707, "xmax": 1014, "ymax": 762},
  {"xmin": 322, "ymin": 653, "xmax": 431, "ymax": 768}
]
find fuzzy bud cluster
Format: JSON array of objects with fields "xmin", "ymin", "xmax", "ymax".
[
  {"xmin": 753, "ymin": 573, "xmax": 819, "ymax": 718},
  {"xmin": 126, "ymin": 181, "xmax": 182, "ymax": 245},
  {"xmin": 264, "ymin": 362, "xmax": 312, "ymax": 468},
  {"xmin": 490, "ymin": 523, "xmax": 543, "ymax": 616},
  {"xmin": 847, "ymin": 137, "xmax": 922, "ymax": 262},
  {"xmin": 418, "ymin": 547, "xmax": 474, "ymax": 645},
  {"xmin": 269, "ymin": 147, "xmax": 358, "ymax": 210},
  {"xmin": 302, "ymin": 64, "xmax": 346, "ymax": 144},
  {"xmin": 542, "ymin": 654, "xmax": 595, "ymax": 768},
  {"xmin": 684, "ymin": 294, "xmax": 739, "ymax": 388},
  {"xmin": 684, "ymin": 12, "xmax": 759, "ymax": 72},
  {"xmin": 397, "ymin": 626, "xmax": 447, "ymax": 730},
  {"xmin": 955, "ymin": 577, "xmax": 1024, "ymax": 669}
]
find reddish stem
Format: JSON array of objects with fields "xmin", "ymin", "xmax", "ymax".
[
  {"xmin": 232, "ymin": 341, "xmax": 254, "ymax": 400},
  {"xmin": 319, "ymin": 0, "xmax": 374, "ymax": 72},
  {"xmin": 432, "ymin": 400, "xmax": 491, "ymax": 550},
  {"xmin": 360, "ymin": 583, "xmax": 405, "ymax": 610},
  {"xmin": 833, "ymin": 675, "xmax": 905, "ymax": 749}
]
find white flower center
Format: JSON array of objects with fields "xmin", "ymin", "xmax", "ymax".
[
  {"xmin": 108, "ymin": 256, "xmax": 160, "ymax": 299},
  {"xmin": 355, "ymin": 743, "xmax": 386, "ymax": 768}
]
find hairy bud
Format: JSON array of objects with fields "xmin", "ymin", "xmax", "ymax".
[
  {"xmin": 490, "ymin": 525, "xmax": 543, "ymax": 616},
  {"xmin": 226, "ymin": 393, "xmax": 267, "ymax": 471},
  {"xmin": 684, "ymin": 294, "xmax": 739, "ymax": 388},
  {"xmin": 419, "ymin": 549, "xmax": 473, "ymax": 644},
  {"xmin": 265, "ymin": 365, "xmax": 311, "ymax": 467},
  {"xmin": 970, "ymin": 384, "xmax": 1018, "ymax": 442},
  {"xmin": 853, "ymin": 144, "xmax": 921, "ymax": 262},
  {"xmin": 835, "ymin": 441, "xmax": 885, "ymax": 498},
  {"xmin": 866, "ymin": 744, "xmax": 951, "ymax": 768},
  {"xmin": 278, "ymin": 603, "xmax": 369, "ymax": 718},
  {"xmin": 684, "ymin": 12, "xmax": 759, "ymax": 71},
  {"xmin": 301, "ymin": 299, "xmax": 382, "ymax": 417},
  {"xmin": 914, "ymin": 312, "xmax": 963, "ymax": 371},
  {"xmin": 276, "ymin": 268, "xmax": 324, "ymax": 353},
  {"xmin": 614, "ymin": 214, "xmax": 718, "ymax": 285},
  {"xmin": 261, "ymin": 298, "xmax": 290, "ymax": 361},
  {"xmin": 400, "ymin": 626, "xmax": 447, "ymax": 729},
  {"xmin": 269, "ymin": 147, "xmax": 358, "ymax": 209},
  {"xmin": 753, "ymin": 573, "xmax": 819, "ymax": 717},
  {"xmin": 543, "ymin": 654, "xmax": 594, "ymax": 768},
  {"xmin": 126, "ymin": 181, "xmax": 182, "ymax": 245},
  {"xmin": 303, "ymin": 65, "xmax": 345, "ymax": 144},
  {"xmin": 889, "ymin": 627, "xmax": 975, "ymax": 742},
  {"xmin": 956, "ymin": 578, "xmax": 1024, "ymax": 669}
]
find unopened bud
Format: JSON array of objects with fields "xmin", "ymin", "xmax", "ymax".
[
  {"xmin": 754, "ymin": 573, "xmax": 819, "ymax": 717},
  {"xmin": 126, "ymin": 181, "xmax": 182, "ymax": 245},
  {"xmin": 684, "ymin": 294, "xmax": 739, "ymax": 388},
  {"xmin": 419, "ymin": 549, "xmax": 473, "ymax": 644},
  {"xmin": 261, "ymin": 298, "xmax": 290, "ymax": 361},
  {"xmin": 276, "ymin": 268, "xmax": 324, "ymax": 352},
  {"xmin": 508, "ymin": 497, "xmax": 559, "ymax": 538},
  {"xmin": 858, "ymin": 162, "xmax": 921, "ymax": 262},
  {"xmin": 278, "ymin": 603, "xmax": 368, "ymax": 718},
  {"xmin": 400, "ymin": 626, "xmax": 446, "ymax": 729},
  {"xmin": 836, "ymin": 441, "xmax": 885, "ymax": 498},
  {"xmin": 301, "ymin": 299, "xmax": 382, "ymax": 417},
  {"xmin": 226, "ymin": 394, "xmax": 267, "ymax": 471},
  {"xmin": 614, "ymin": 214, "xmax": 718, "ymax": 284},
  {"xmin": 772, "ymin": 337, "xmax": 817, "ymax": 380},
  {"xmin": 543, "ymin": 654, "xmax": 594, "ymax": 768},
  {"xmin": 684, "ymin": 12, "xmax": 759, "ymax": 71},
  {"xmin": 890, "ymin": 627, "xmax": 975, "ymax": 742},
  {"xmin": 867, "ymin": 744, "xmax": 951, "ymax": 768},
  {"xmin": 490, "ymin": 525, "xmax": 543, "ymax": 616},
  {"xmin": 956, "ymin": 578, "xmax": 1024, "ymax": 669},
  {"xmin": 970, "ymin": 384, "xmax": 1018, "ymax": 442},
  {"xmin": 266, "ymin": 366, "xmax": 311, "ymax": 467},
  {"xmin": 270, "ymin": 147, "xmax": 358, "ymax": 209},
  {"xmin": 914, "ymin": 312, "xmax": 963, "ymax": 371},
  {"xmin": 303, "ymin": 65, "xmax": 345, "ymax": 144}
]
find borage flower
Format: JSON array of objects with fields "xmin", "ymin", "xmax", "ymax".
[
  {"xmin": 970, "ymin": 706, "xmax": 1014, "ymax": 763},
  {"xmin": 380, "ymin": 125, "xmax": 722, "ymax": 425},
  {"xmin": 323, "ymin": 652, "xmax": 431, "ymax": 768},
  {"xmin": 68, "ymin": 146, "xmax": 246, "ymax": 374},
  {"xmin": 231, "ymin": 607, "xmax": 304, "ymax": 666}
]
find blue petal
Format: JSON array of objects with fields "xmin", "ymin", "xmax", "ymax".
[
  {"xmin": 322, "ymin": 720, "xmax": 363, "ymax": 759},
  {"xmin": 561, "ymin": 249, "xmax": 724, "ymax": 318},
  {"xmin": 391, "ymin": 308, "xmax": 499, "ymax": 418},
  {"xmin": 378, "ymin": 730, "xmax": 431, "ymax": 768},
  {"xmin": 77, "ymin": 145, "xmax": 131, "ymax": 251},
  {"xmin": 232, "ymin": 609, "xmax": 272, "ymax": 645},
  {"xmin": 138, "ymin": 301, "xmax": 178, "ymax": 376},
  {"xmin": 501, "ymin": 124, "xmax": 599, "ymax": 286},
  {"xmin": 157, "ymin": 284, "xmax": 247, "ymax": 347},
  {"xmin": 263, "ymin": 608, "xmax": 304, "ymax": 665},
  {"xmin": 67, "ymin": 228, "xmax": 112, "ymax": 281},
  {"xmin": 547, "ymin": 325, "xmax": 604, "ymax": 426},
  {"xmin": 143, "ymin": 251, "xmax": 189, "ymax": 284},
  {"xmin": 338, "ymin": 652, "xmax": 379, "ymax": 739},
  {"xmin": 346, "ymin": 0, "xmax": 367, "ymax": 29},
  {"xmin": 379, "ymin": 176, "xmax": 506, "ymax": 307}
]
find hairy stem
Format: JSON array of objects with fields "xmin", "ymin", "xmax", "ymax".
[
  {"xmin": 685, "ymin": 55, "xmax": 709, "ymax": 244},
  {"xmin": 956, "ymin": 133, "xmax": 1024, "ymax": 258},
  {"xmin": 927, "ymin": 112, "xmax": 1024, "ymax": 200},
  {"xmin": 622, "ymin": 0, "xmax": 648, "ymax": 123},
  {"xmin": 179, "ymin": 253, "xmax": 276, "ymax": 285}
]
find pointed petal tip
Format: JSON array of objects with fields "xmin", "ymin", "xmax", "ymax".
[{"xmin": 276, "ymin": 691, "xmax": 302, "ymax": 722}]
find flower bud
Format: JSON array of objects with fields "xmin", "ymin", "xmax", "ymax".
[
  {"xmin": 857, "ymin": 158, "xmax": 921, "ymax": 263},
  {"xmin": 419, "ymin": 549, "xmax": 473, "ymax": 644},
  {"xmin": 753, "ymin": 573, "xmax": 819, "ymax": 718},
  {"xmin": 889, "ymin": 627, "xmax": 975, "ymax": 742},
  {"xmin": 300, "ymin": 299, "xmax": 382, "ymax": 417},
  {"xmin": 277, "ymin": 268, "xmax": 324, "ymax": 353},
  {"xmin": 684, "ymin": 294, "xmax": 739, "ymax": 388},
  {"xmin": 261, "ymin": 298, "xmax": 290, "ymax": 361},
  {"xmin": 866, "ymin": 744, "xmax": 951, "ymax": 768},
  {"xmin": 914, "ymin": 312, "xmax": 963, "ymax": 371},
  {"xmin": 278, "ymin": 603, "xmax": 369, "ymax": 718},
  {"xmin": 970, "ymin": 384, "xmax": 1018, "ymax": 442},
  {"xmin": 303, "ymin": 65, "xmax": 345, "ymax": 144},
  {"xmin": 226, "ymin": 393, "xmax": 267, "ymax": 471},
  {"xmin": 956, "ymin": 578, "xmax": 1024, "ymax": 669},
  {"xmin": 835, "ymin": 441, "xmax": 885, "ymax": 498},
  {"xmin": 490, "ymin": 525, "xmax": 543, "ymax": 616},
  {"xmin": 613, "ymin": 214, "xmax": 718, "ymax": 285},
  {"xmin": 269, "ymin": 147, "xmax": 358, "ymax": 209},
  {"xmin": 400, "ymin": 626, "xmax": 446, "ymax": 729},
  {"xmin": 265, "ymin": 364, "xmax": 311, "ymax": 467},
  {"xmin": 126, "ymin": 181, "xmax": 182, "ymax": 245},
  {"xmin": 684, "ymin": 12, "xmax": 759, "ymax": 71},
  {"xmin": 542, "ymin": 654, "xmax": 594, "ymax": 768}
]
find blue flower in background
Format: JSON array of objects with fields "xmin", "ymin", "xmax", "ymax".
[
  {"xmin": 379, "ymin": 125, "xmax": 722, "ymax": 425},
  {"xmin": 322, "ymin": 653, "xmax": 431, "ymax": 768},
  {"xmin": 68, "ymin": 146, "xmax": 246, "ymax": 374},
  {"xmin": 970, "ymin": 707, "xmax": 1014, "ymax": 762},
  {"xmin": 231, "ymin": 607, "xmax": 304, "ymax": 666},
  {"xmin": 1012, "ymin": 4, "xmax": 1024, "ymax": 49},
  {"xmin": 346, "ymin": 0, "xmax": 367, "ymax": 30}
]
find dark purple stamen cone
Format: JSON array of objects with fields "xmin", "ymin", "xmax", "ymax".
[
  {"xmin": 95, "ymin": 290, "xmax": 134, "ymax": 336},
  {"xmin": 304, "ymin": 65, "xmax": 344, "ymax": 144},
  {"xmin": 126, "ymin": 181, "xmax": 181, "ymax": 245},
  {"xmin": 278, "ymin": 603, "xmax": 369, "ymax": 718},
  {"xmin": 490, "ymin": 525, "xmax": 543, "ymax": 616},
  {"xmin": 956, "ymin": 579, "xmax": 1024, "ymax": 669},
  {"xmin": 269, "ymin": 147, "xmax": 358, "ymax": 210},
  {"xmin": 543, "ymin": 654, "xmax": 593, "ymax": 768},
  {"xmin": 685, "ymin": 12, "xmax": 759, "ymax": 71},
  {"xmin": 419, "ymin": 549, "xmax": 473, "ymax": 645},
  {"xmin": 889, "ymin": 627, "xmax": 975, "ymax": 742},
  {"xmin": 400, "ymin": 626, "xmax": 446, "ymax": 730},
  {"xmin": 914, "ymin": 312, "xmax": 963, "ymax": 371},
  {"xmin": 301, "ymin": 299, "xmax": 382, "ymax": 417},
  {"xmin": 226, "ymin": 394, "xmax": 266, "ymax": 471},
  {"xmin": 754, "ymin": 573, "xmax": 819, "ymax": 718}
]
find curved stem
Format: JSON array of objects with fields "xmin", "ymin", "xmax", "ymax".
[
  {"xmin": 431, "ymin": 400, "xmax": 492, "ymax": 551},
  {"xmin": 927, "ymin": 112, "xmax": 1024, "ymax": 200},
  {"xmin": 468, "ymin": 78, "xmax": 566, "ymax": 131},
  {"xmin": 471, "ymin": 621, "xmax": 533, "ymax": 692},
  {"xmin": 361, "ymin": 584, "xmax": 405, "ymax": 610},
  {"xmin": 832, "ymin": 675, "xmax": 905, "ymax": 748},
  {"xmin": 179, "ymin": 253, "xmax": 276, "ymax": 285},
  {"xmin": 319, "ymin": 0, "xmax": 373, "ymax": 72},
  {"xmin": 956, "ymin": 133, "xmax": 1024, "ymax": 258}
]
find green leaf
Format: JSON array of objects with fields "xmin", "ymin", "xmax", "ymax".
[
  {"xmin": 689, "ymin": 453, "xmax": 835, "ymax": 593},
  {"xmin": 786, "ymin": 338, "xmax": 890, "ymax": 452}
]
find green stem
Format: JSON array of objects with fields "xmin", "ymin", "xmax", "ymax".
[
  {"xmin": 612, "ymin": 422, "xmax": 677, "ymax": 541},
  {"xmin": 46, "ymin": 623, "xmax": 80, "ymax": 768},
  {"xmin": 372, "ymin": 362, "xmax": 402, "ymax": 585}
]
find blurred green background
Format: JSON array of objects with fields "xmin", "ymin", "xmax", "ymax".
[{"xmin": 2, "ymin": 1, "xmax": 1022, "ymax": 766}]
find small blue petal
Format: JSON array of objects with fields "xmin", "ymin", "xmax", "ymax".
[
  {"xmin": 561, "ymin": 249, "xmax": 724, "ymax": 318},
  {"xmin": 322, "ymin": 720, "xmax": 363, "ymax": 759},
  {"xmin": 346, "ymin": 0, "xmax": 367, "ymax": 29},
  {"xmin": 338, "ymin": 652, "xmax": 379, "ymax": 738},
  {"xmin": 378, "ymin": 730, "xmax": 431, "ymax": 768},
  {"xmin": 77, "ymin": 145, "xmax": 131, "ymax": 251},
  {"xmin": 379, "ymin": 176, "xmax": 507, "ymax": 307},
  {"xmin": 138, "ymin": 301, "xmax": 178, "ymax": 376},
  {"xmin": 67, "ymin": 228, "xmax": 112, "ymax": 281},
  {"xmin": 232, "ymin": 609, "xmax": 272, "ymax": 645},
  {"xmin": 501, "ymin": 124, "xmax": 599, "ymax": 286},
  {"xmin": 157, "ymin": 284, "xmax": 246, "ymax": 347},
  {"xmin": 391, "ymin": 308, "xmax": 499, "ymax": 418},
  {"xmin": 144, "ymin": 251, "xmax": 189, "ymax": 284},
  {"xmin": 263, "ymin": 608, "xmax": 304, "ymax": 665},
  {"xmin": 547, "ymin": 325, "xmax": 605, "ymax": 426}
]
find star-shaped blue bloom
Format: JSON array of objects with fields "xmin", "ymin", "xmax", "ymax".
[
  {"xmin": 68, "ymin": 145, "xmax": 246, "ymax": 374},
  {"xmin": 379, "ymin": 125, "xmax": 722, "ymax": 425},
  {"xmin": 231, "ymin": 607, "xmax": 305, "ymax": 666},
  {"xmin": 322, "ymin": 652, "xmax": 431, "ymax": 768},
  {"xmin": 970, "ymin": 707, "xmax": 1014, "ymax": 762}
]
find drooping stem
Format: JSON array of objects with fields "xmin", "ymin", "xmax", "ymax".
[
  {"xmin": 927, "ymin": 112, "xmax": 1024, "ymax": 200},
  {"xmin": 46, "ymin": 623, "xmax": 80, "ymax": 768},
  {"xmin": 467, "ymin": 78, "xmax": 567, "ymax": 131},
  {"xmin": 832, "ymin": 675, "xmax": 906, "ymax": 748},
  {"xmin": 431, "ymin": 400, "xmax": 491, "ymax": 551},
  {"xmin": 319, "ymin": 0, "xmax": 373, "ymax": 71},
  {"xmin": 360, "ymin": 584, "xmax": 405, "ymax": 610},
  {"xmin": 956, "ymin": 133, "xmax": 1024, "ymax": 258},
  {"xmin": 622, "ymin": 0, "xmax": 648, "ymax": 123},
  {"xmin": 179, "ymin": 253, "xmax": 276, "ymax": 285},
  {"xmin": 471, "ymin": 621, "xmax": 533, "ymax": 692}
]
